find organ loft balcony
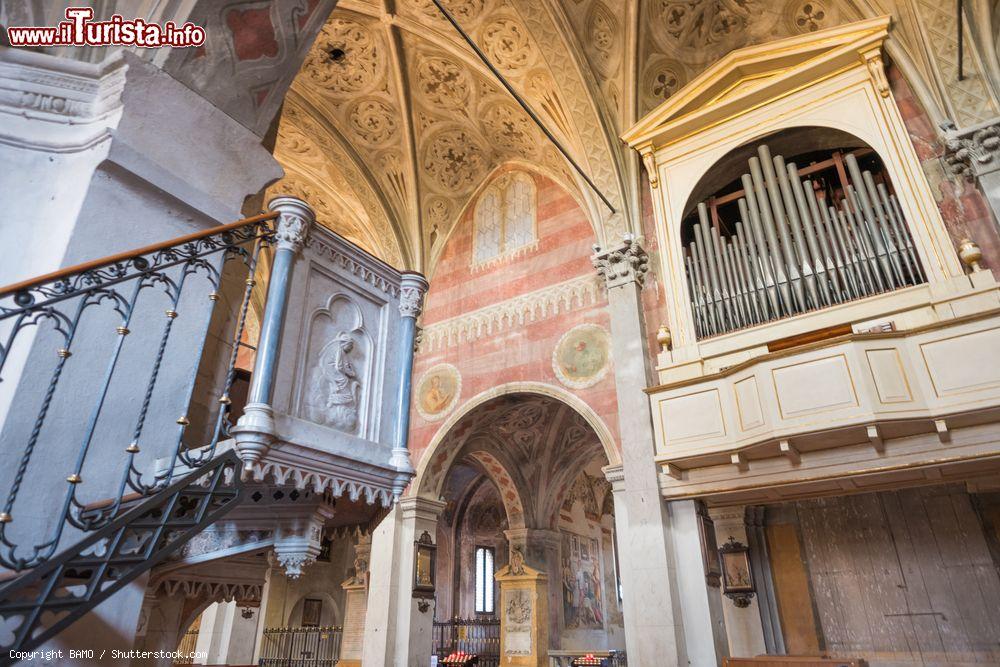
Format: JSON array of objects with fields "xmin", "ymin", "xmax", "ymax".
[{"xmin": 623, "ymin": 17, "xmax": 1000, "ymax": 504}]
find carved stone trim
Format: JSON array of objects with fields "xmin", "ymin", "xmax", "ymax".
[
  {"xmin": 306, "ymin": 233, "xmax": 402, "ymax": 297},
  {"xmin": 269, "ymin": 196, "xmax": 315, "ymax": 253},
  {"xmin": 942, "ymin": 118, "xmax": 1000, "ymax": 179},
  {"xmin": 154, "ymin": 579, "xmax": 263, "ymax": 605},
  {"xmin": 592, "ymin": 233, "xmax": 649, "ymax": 289},
  {"xmin": 418, "ymin": 274, "xmax": 602, "ymax": 352},
  {"xmin": 0, "ymin": 49, "xmax": 127, "ymax": 152},
  {"xmin": 247, "ymin": 458, "xmax": 395, "ymax": 507},
  {"xmin": 399, "ymin": 272, "xmax": 429, "ymax": 319}
]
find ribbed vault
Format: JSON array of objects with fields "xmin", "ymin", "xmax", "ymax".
[{"xmin": 271, "ymin": 0, "xmax": 1000, "ymax": 274}]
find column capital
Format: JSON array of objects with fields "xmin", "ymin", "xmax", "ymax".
[
  {"xmin": 591, "ymin": 232, "xmax": 649, "ymax": 289},
  {"xmin": 268, "ymin": 196, "xmax": 315, "ymax": 253},
  {"xmin": 398, "ymin": 496, "xmax": 447, "ymax": 521},
  {"xmin": 942, "ymin": 117, "xmax": 1000, "ymax": 180},
  {"xmin": 398, "ymin": 272, "xmax": 429, "ymax": 319}
]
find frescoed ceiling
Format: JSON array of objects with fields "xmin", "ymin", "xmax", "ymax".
[{"xmin": 269, "ymin": 0, "xmax": 1000, "ymax": 274}]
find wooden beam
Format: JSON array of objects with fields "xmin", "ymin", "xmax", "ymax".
[
  {"xmin": 779, "ymin": 440, "xmax": 801, "ymax": 465},
  {"xmin": 731, "ymin": 452, "xmax": 749, "ymax": 472},
  {"xmin": 866, "ymin": 425, "xmax": 884, "ymax": 453},
  {"xmin": 664, "ymin": 462, "xmax": 683, "ymax": 480},
  {"xmin": 935, "ymin": 419, "xmax": 951, "ymax": 443}
]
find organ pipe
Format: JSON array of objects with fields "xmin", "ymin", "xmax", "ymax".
[{"xmin": 684, "ymin": 145, "xmax": 925, "ymax": 339}]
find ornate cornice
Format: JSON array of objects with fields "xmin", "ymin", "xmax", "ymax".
[
  {"xmin": 0, "ymin": 49, "xmax": 126, "ymax": 152},
  {"xmin": 942, "ymin": 118, "xmax": 1000, "ymax": 179},
  {"xmin": 247, "ymin": 458, "xmax": 395, "ymax": 508},
  {"xmin": 592, "ymin": 233, "xmax": 649, "ymax": 289},
  {"xmin": 418, "ymin": 273, "xmax": 602, "ymax": 352}
]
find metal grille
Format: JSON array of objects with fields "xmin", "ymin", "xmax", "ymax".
[
  {"xmin": 433, "ymin": 617, "xmax": 501, "ymax": 667},
  {"xmin": 174, "ymin": 628, "xmax": 199, "ymax": 664},
  {"xmin": 258, "ymin": 626, "xmax": 343, "ymax": 667}
]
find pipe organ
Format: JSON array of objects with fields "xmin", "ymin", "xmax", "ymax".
[{"xmin": 685, "ymin": 145, "xmax": 925, "ymax": 338}]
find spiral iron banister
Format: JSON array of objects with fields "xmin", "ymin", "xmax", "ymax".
[{"xmin": 0, "ymin": 212, "xmax": 277, "ymax": 572}]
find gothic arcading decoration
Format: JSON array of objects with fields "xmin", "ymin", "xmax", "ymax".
[
  {"xmin": 592, "ymin": 233, "xmax": 649, "ymax": 289},
  {"xmin": 943, "ymin": 119, "xmax": 1000, "ymax": 179},
  {"xmin": 154, "ymin": 579, "xmax": 264, "ymax": 605},
  {"xmin": 247, "ymin": 459, "xmax": 394, "ymax": 507},
  {"xmin": 418, "ymin": 274, "xmax": 603, "ymax": 352},
  {"xmin": 305, "ymin": 235, "xmax": 402, "ymax": 298}
]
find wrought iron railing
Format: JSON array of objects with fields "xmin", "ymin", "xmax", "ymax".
[
  {"xmin": 433, "ymin": 617, "xmax": 500, "ymax": 667},
  {"xmin": 258, "ymin": 626, "xmax": 343, "ymax": 667},
  {"xmin": 0, "ymin": 450, "xmax": 243, "ymax": 655},
  {"xmin": 0, "ymin": 212, "xmax": 276, "ymax": 571}
]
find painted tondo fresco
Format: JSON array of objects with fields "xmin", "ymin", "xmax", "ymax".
[
  {"xmin": 553, "ymin": 324, "xmax": 611, "ymax": 389},
  {"xmin": 415, "ymin": 363, "xmax": 462, "ymax": 421}
]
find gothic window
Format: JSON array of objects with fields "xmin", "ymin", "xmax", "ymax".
[
  {"xmin": 474, "ymin": 545, "xmax": 495, "ymax": 614},
  {"xmin": 473, "ymin": 172, "xmax": 537, "ymax": 266}
]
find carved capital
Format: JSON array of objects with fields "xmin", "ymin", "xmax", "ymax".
[
  {"xmin": 268, "ymin": 196, "xmax": 315, "ymax": 253},
  {"xmin": 275, "ymin": 552, "xmax": 316, "ymax": 579},
  {"xmin": 592, "ymin": 233, "xmax": 649, "ymax": 289},
  {"xmin": 942, "ymin": 118, "xmax": 1000, "ymax": 180},
  {"xmin": 640, "ymin": 146, "xmax": 659, "ymax": 189},
  {"xmin": 399, "ymin": 272, "xmax": 429, "ymax": 319}
]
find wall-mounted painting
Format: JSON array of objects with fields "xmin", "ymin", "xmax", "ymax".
[
  {"xmin": 415, "ymin": 363, "xmax": 462, "ymax": 421},
  {"xmin": 561, "ymin": 529, "xmax": 605, "ymax": 630},
  {"xmin": 552, "ymin": 324, "xmax": 611, "ymax": 389}
]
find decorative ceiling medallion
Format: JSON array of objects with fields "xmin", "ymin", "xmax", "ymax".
[
  {"xmin": 552, "ymin": 324, "xmax": 611, "ymax": 389},
  {"xmin": 481, "ymin": 18, "xmax": 536, "ymax": 74},
  {"xmin": 415, "ymin": 363, "xmax": 462, "ymax": 421},
  {"xmin": 304, "ymin": 19, "xmax": 383, "ymax": 95},
  {"xmin": 481, "ymin": 102, "xmax": 538, "ymax": 153},
  {"xmin": 348, "ymin": 98, "xmax": 399, "ymax": 146},
  {"xmin": 423, "ymin": 128, "xmax": 488, "ymax": 191},
  {"xmin": 416, "ymin": 57, "xmax": 472, "ymax": 111}
]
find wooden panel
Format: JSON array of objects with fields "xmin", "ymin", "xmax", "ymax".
[
  {"xmin": 765, "ymin": 523, "xmax": 822, "ymax": 656},
  {"xmin": 735, "ymin": 376, "xmax": 764, "ymax": 431},
  {"xmin": 920, "ymin": 326, "xmax": 1000, "ymax": 397},
  {"xmin": 788, "ymin": 486, "xmax": 1000, "ymax": 664},
  {"xmin": 659, "ymin": 388, "xmax": 725, "ymax": 443},
  {"xmin": 771, "ymin": 355, "xmax": 858, "ymax": 419},
  {"xmin": 864, "ymin": 348, "xmax": 912, "ymax": 404}
]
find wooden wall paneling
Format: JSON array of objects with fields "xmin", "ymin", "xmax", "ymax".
[
  {"xmin": 917, "ymin": 487, "xmax": 1000, "ymax": 662},
  {"xmin": 879, "ymin": 490, "xmax": 950, "ymax": 662},
  {"xmin": 764, "ymin": 517, "xmax": 822, "ymax": 655}
]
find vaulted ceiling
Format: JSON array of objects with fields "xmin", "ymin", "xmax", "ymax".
[{"xmin": 269, "ymin": 0, "xmax": 1000, "ymax": 274}]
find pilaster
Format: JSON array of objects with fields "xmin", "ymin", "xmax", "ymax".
[
  {"xmin": 363, "ymin": 496, "xmax": 445, "ymax": 667},
  {"xmin": 943, "ymin": 118, "xmax": 1000, "ymax": 230},
  {"xmin": 592, "ymin": 235, "xmax": 685, "ymax": 665}
]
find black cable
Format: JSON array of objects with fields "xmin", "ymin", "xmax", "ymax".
[{"xmin": 429, "ymin": 0, "xmax": 617, "ymax": 215}]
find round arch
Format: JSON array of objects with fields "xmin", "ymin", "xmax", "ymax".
[{"xmin": 411, "ymin": 381, "xmax": 621, "ymax": 502}]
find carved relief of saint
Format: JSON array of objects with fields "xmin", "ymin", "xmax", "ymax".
[{"xmin": 308, "ymin": 332, "xmax": 361, "ymax": 432}]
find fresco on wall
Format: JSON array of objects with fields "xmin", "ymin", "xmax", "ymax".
[
  {"xmin": 561, "ymin": 530, "xmax": 605, "ymax": 629},
  {"xmin": 552, "ymin": 324, "xmax": 610, "ymax": 389},
  {"xmin": 415, "ymin": 363, "xmax": 462, "ymax": 421}
]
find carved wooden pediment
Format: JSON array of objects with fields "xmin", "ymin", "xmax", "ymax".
[{"xmin": 622, "ymin": 16, "xmax": 892, "ymax": 151}]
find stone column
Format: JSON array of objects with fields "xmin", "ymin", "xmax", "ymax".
[
  {"xmin": 592, "ymin": 235, "xmax": 685, "ymax": 665},
  {"xmin": 669, "ymin": 501, "xmax": 729, "ymax": 665},
  {"xmin": 362, "ymin": 496, "xmax": 446, "ymax": 666},
  {"xmin": 743, "ymin": 506, "xmax": 784, "ymax": 654},
  {"xmin": 943, "ymin": 118, "xmax": 1000, "ymax": 228},
  {"xmin": 707, "ymin": 506, "xmax": 766, "ymax": 659},
  {"xmin": 389, "ymin": 273, "xmax": 430, "ymax": 498},
  {"xmin": 233, "ymin": 197, "xmax": 315, "ymax": 472},
  {"xmin": 495, "ymin": 560, "xmax": 549, "ymax": 667},
  {"xmin": 338, "ymin": 535, "xmax": 372, "ymax": 667}
]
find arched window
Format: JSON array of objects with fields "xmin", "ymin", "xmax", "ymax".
[{"xmin": 473, "ymin": 172, "xmax": 537, "ymax": 266}]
